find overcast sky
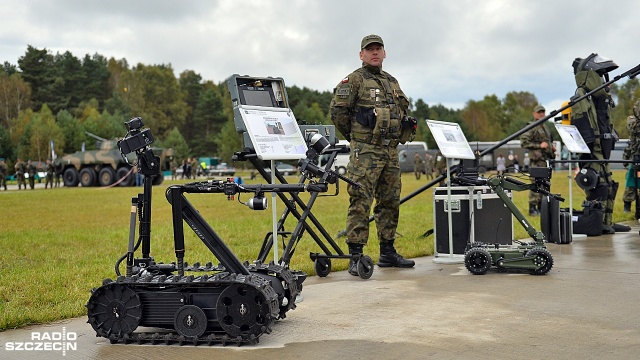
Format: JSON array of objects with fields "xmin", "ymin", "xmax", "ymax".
[{"xmin": 1, "ymin": 0, "xmax": 639, "ymax": 114}]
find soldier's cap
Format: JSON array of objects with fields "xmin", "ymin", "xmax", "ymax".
[
  {"xmin": 361, "ymin": 34, "xmax": 384, "ymax": 49},
  {"xmin": 533, "ymin": 105, "xmax": 546, "ymax": 113}
]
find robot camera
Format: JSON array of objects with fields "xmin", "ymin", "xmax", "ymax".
[
  {"xmin": 125, "ymin": 117, "xmax": 145, "ymax": 132},
  {"xmin": 118, "ymin": 118, "xmax": 155, "ymax": 155}
]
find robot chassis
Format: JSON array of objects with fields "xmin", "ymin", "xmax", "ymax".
[
  {"xmin": 452, "ymin": 166, "xmax": 564, "ymax": 275},
  {"xmin": 86, "ymin": 119, "xmax": 348, "ymax": 346}
]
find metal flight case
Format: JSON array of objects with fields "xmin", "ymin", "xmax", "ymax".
[{"xmin": 433, "ymin": 186, "xmax": 513, "ymax": 257}]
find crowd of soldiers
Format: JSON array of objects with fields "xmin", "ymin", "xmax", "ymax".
[{"xmin": 0, "ymin": 158, "xmax": 60, "ymax": 191}]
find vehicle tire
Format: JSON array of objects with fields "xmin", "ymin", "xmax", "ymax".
[
  {"xmin": 116, "ymin": 166, "xmax": 134, "ymax": 187},
  {"xmin": 464, "ymin": 247, "xmax": 492, "ymax": 275},
  {"xmin": 98, "ymin": 167, "xmax": 117, "ymax": 187},
  {"xmin": 63, "ymin": 167, "xmax": 79, "ymax": 187},
  {"xmin": 527, "ymin": 248, "xmax": 554, "ymax": 275},
  {"xmin": 79, "ymin": 168, "xmax": 97, "ymax": 187},
  {"xmin": 314, "ymin": 258, "xmax": 331, "ymax": 278},
  {"xmin": 337, "ymin": 166, "xmax": 347, "ymax": 175}
]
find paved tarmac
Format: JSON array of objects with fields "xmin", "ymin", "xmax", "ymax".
[{"xmin": 2, "ymin": 226, "xmax": 640, "ymax": 360}]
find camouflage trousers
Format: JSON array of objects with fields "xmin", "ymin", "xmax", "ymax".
[
  {"xmin": 16, "ymin": 174, "xmax": 25, "ymax": 189},
  {"xmin": 345, "ymin": 141, "xmax": 401, "ymax": 245},
  {"xmin": 623, "ymin": 187, "xmax": 639, "ymax": 203}
]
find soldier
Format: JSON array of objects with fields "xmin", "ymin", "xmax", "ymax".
[
  {"xmin": 190, "ymin": 157, "xmax": 198, "ymax": 179},
  {"xmin": 44, "ymin": 159, "xmax": 54, "ymax": 189},
  {"xmin": 570, "ymin": 53, "xmax": 629, "ymax": 234},
  {"xmin": 424, "ymin": 153, "xmax": 434, "ymax": 180},
  {"xmin": 520, "ymin": 105, "xmax": 555, "ymax": 216},
  {"xmin": 54, "ymin": 162, "xmax": 61, "ymax": 187},
  {"xmin": 435, "ymin": 151, "xmax": 447, "ymax": 186},
  {"xmin": 14, "ymin": 158, "xmax": 25, "ymax": 190},
  {"xmin": 26, "ymin": 159, "xmax": 37, "ymax": 190},
  {"xmin": 0, "ymin": 158, "xmax": 8, "ymax": 190},
  {"xmin": 170, "ymin": 158, "xmax": 178, "ymax": 180},
  {"xmin": 622, "ymin": 99, "xmax": 640, "ymax": 214},
  {"xmin": 413, "ymin": 153, "xmax": 424, "ymax": 180},
  {"xmin": 330, "ymin": 34, "xmax": 415, "ymax": 274}
]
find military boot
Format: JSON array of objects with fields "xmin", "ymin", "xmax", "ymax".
[
  {"xmin": 378, "ymin": 241, "xmax": 415, "ymax": 268},
  {"xmin": 347, "ymin": 243, "xmax": 364, "ymax": 276},
  {"xmin": 529, "ymin": 204, "xmax": 539, "ymax": 216},
  {"xmin": 623, "ymin": 201, "xmax": 631, "ymax": 213}
]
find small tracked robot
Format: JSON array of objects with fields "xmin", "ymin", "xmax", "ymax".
[{"xmin": 453, "ymin": 166, "xmax": 562, "ymax": 275}]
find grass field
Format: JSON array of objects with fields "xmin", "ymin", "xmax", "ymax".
[{"xmin": 0, "ymin": 168, "xmax": 634, "ymax": 331}]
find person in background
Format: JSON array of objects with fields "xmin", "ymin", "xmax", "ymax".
[
  {"xmin": 45, "ymin": 159, "xmax": 54, "ymax": 189},
  {"xmin": 413, "ymin": 153, "xmax": 424, "ymax": 180},
  {"xmin": 424, "ymin": 153, "xmax": 434, "ymax": 180},
  {"xmin": 0, "ymin": 158, "xmax": 7, "ymax": 191},
  {"xmin": 496, "ymin": 153, "xmax": 506, "ymax": 175},
  {"xmin": 521, "ymin": 105, "xmax": 555, "ymax": 216}
]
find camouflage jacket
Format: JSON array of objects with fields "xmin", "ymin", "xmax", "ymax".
[
  {"xmin": 14, "ymin": 161, "xmax": 25, "ymax": 175},
  {"xmin": 329, "ymin": 63, "xmax": 409, "ymax": 144},
  {"xmin": 520, "ymin": 120, "xmax": 554, "ymax": 161},
  {"xmin": 27, "ymin": 163, "xmax": 37, "ymax": 175},
  {"xmin": 622, "ymin": 115, "xmax": 640, "ymax": 160}
]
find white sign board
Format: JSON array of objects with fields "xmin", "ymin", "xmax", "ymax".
[
  {"xmin": 238, "ymin": 105, "xmax": 308, "ymax": 160},
  {"xmin": 554, "ymin": 124, "xmax": 591, "ymax": 154},
  {"xmin": 426, "ymin": 119, "xmax": 476, "ymax": 159}
]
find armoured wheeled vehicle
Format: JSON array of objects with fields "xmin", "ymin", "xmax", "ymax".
[{"xmin": 55, "ymin": 132, "xmax": 173, "ymax": 187}]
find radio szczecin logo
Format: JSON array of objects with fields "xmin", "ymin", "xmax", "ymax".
[{"xmin": 4, "ymin": 327, "xmax": 77, "ymax": 356}]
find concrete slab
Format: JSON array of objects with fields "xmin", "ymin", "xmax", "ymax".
[{"xmin": 2, "ymin": 226, "xmax": 640, "ymax": 359}]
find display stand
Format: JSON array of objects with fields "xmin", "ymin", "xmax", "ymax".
[
  {"xmin": 554, "ymin": 124, "xmax": 591, "ymax": 240},
  {"xmin": 235, "ymin": 100, "xmax": 307, "ymax": 264},
  {"xmin": 426, "ymin": 120, "xmax": 476, "ymax": 264}
]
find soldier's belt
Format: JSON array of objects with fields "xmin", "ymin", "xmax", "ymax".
[{"xmin": 354, "ymin": 138, "xmax": 399, "ymax": 147}]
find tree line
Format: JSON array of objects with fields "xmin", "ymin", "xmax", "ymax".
[{"xmin": 1, "ymin": 45, "xmax": 639, "ymax": 170}]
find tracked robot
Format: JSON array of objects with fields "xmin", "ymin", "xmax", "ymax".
[{"xmin": 86, "ymin": 118, "xmax": 323, "ymax": 345}]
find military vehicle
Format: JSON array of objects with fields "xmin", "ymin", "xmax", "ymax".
[{"xmin": 55, "ymin": 133, "xmax": 173, "ymax": 187}]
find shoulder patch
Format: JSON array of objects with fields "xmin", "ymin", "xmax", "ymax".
[
  {"xmin": 341, "ymin": 77, "xmax": 349, "ymax": 83},
  {"xmin": 336, "ymin": 87, "xmax": 350, "ymax": 98}
]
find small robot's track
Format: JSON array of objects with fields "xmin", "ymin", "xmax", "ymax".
[
  {"xmin": 86, "ymin": 272, "xmax": 280, "ymax": 346},
  {"xmin": 245, "ymin": 261, "xmax": 305, "ymax": 319}
]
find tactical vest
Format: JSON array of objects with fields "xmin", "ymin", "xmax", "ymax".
[{"xmin": 350, "ymin": 68, "xmax": 409, "ymax": 146}]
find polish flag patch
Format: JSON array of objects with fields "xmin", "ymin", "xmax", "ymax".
[{"xmin": 341, "ymin": 77, "xmax": 349, "ymax": 83}]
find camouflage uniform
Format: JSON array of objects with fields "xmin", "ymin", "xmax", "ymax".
[
  {"xmin": 520, "ymin": 110, "xmax": 554, "ymax": 214},
  {"xmin": 622, "ymin": 99, "xmax": 640, "ymax": 212},
  {"xmin": 27, "ymin": 160, "xmax": 37, "ymax": 190},
  {"xmin": 45, "ymin": 159, "xmax": 55, "ymax": 189},
  {"xmin": 0, "ymin": 158, "xmax": 7, "ymax": 190},
  {"xmin": 434, "ymin": 151, "xmax": 447, "ymax": 186},
  {"xmin": 413, "ymin": 154, "xmax": 424, "ymax": 179},
  {"xmin": 424, "ymin": 154, "xmax": 434, "ymax": 180},
  {"xmin": 190, "ymin": 158, "xmax": 198, "ymax": 179},
  {"xmin": 14, "ymin": 159, "xmax": 26, "ymax": 190},
  {"xmin": 330, "ymin": 34, "xmax": 414, "ymax": 270}
]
